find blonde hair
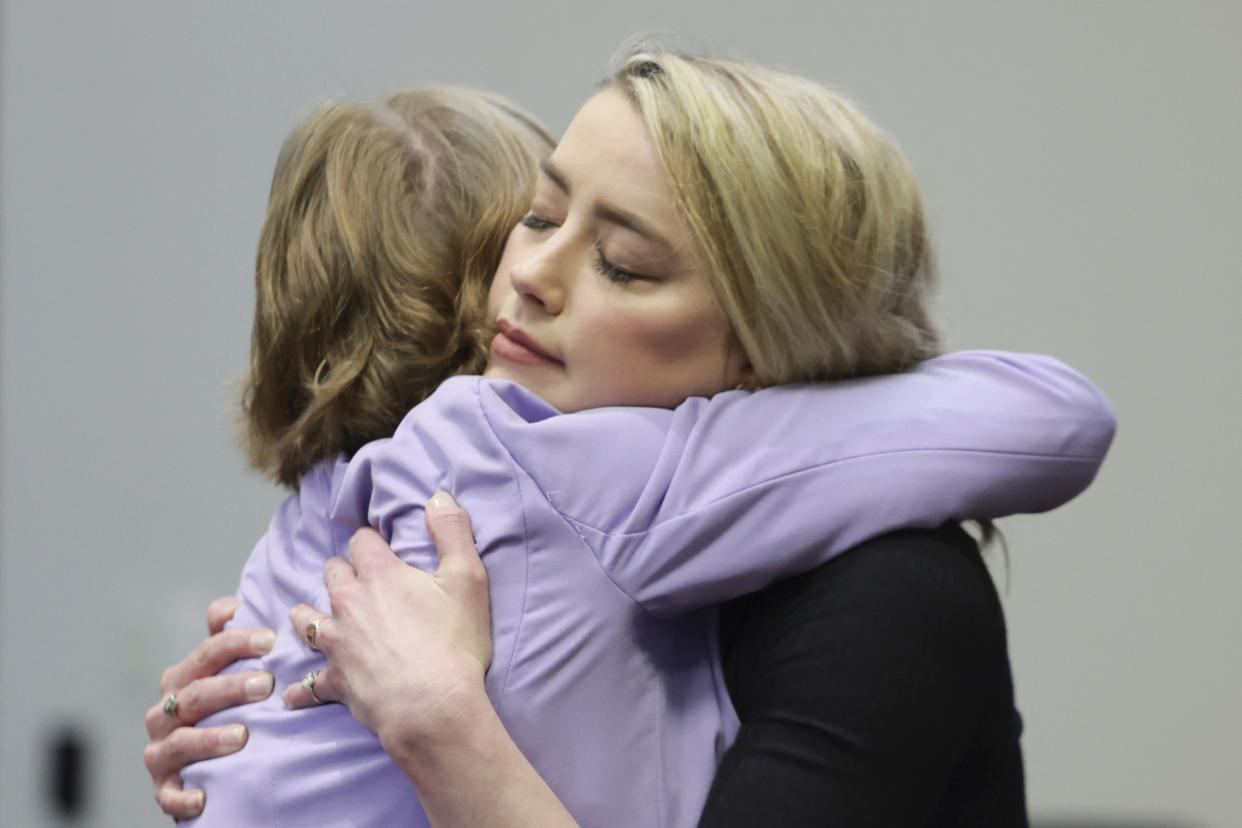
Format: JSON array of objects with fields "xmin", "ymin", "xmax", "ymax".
[
  {"xmin": 608, "ymin": 50, "xmax": 941, "ymax": 383},
  {"xmin": 243, "ymin": 86, "xmax": 554, "ymax": 488}
]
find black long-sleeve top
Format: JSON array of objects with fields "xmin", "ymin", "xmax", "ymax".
[{"xmin": 702, "ymin": 525, "xmax": 1029, "ymax": 827}]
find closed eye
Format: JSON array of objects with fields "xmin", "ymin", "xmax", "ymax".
[
  {"xmin": 520, "ymin": 213, "xmax": 557, "ymax": 230},
  {"xmin": 594, "ymin": 245, "xmax": 646, "ymax": 285}
]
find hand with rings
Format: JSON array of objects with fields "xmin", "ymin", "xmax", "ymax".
[
  {"xmin": 280, "ymin": 493, "xmax": 492, "ymax": 742},
  {"xmin": 143, "ymin": 596, "xmax": 277, "ymax": 820},
  {"xmin": 143, "ymin": 494, "xmax": 493, "ymax": 818},
  {"xmin": 286, "ymin": 611, "xmax": 336, "ymax": 707},
  {"xmin": 284, "ymin": 605, "xmax": 342, "ymax": 709}
]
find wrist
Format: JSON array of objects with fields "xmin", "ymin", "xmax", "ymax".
[
  {"xmin": 379, "ymin": 676, "xmax": 579, "ymax": 828},
  {"xmin": 378, "ymin": 671, "xmax": 493, "ymax": 780}
]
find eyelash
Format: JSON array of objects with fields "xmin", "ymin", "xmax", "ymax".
[
  {"xmin": 519, "ymin": 213, "xmax": 644, "ymax": 285},
  {"xmin": 520, "ymin": 213, "xmax": 555, "ymax": 230},
  {"xmin": 593, "ymin": 246, "xmax": 641, "ymax": 285}
]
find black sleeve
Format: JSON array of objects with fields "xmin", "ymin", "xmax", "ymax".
[{"xmin": 699, "ymin": 525, "xmax": 1027, "ymax": 828}]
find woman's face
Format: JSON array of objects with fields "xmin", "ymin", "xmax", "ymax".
[{"xmin": 483, "ymin": 89, "xmax": 749, "ymax": 413}]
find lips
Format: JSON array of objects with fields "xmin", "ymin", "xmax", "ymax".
[{"xmin": 491, "ymin": 321, "xmax": 562, "ymax": 367}]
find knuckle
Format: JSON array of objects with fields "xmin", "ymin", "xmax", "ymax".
[
  {"xmin": 159, "ymin": 667, "xmax": 177, "ymax": 694},
  {"xmin": 315, "ymin": 621, "xmax": 338, "ymax": 651},
  {"xmin": 176, "ymin": 683, "xmax": 199, "ymax": 719},
  {"xmin": 192, "ymin": 639, "xmax": 213, "ymax": 672},
  {"xmin": 163, "ymin": 728, "xmax": 192, "ymax": 766},
  {"xmin": 155, "ymin": 784, "xmax": 186, "ymax": 818},
  {"xmin": 283, "ymin": 684, "xmax": 309, "ymax": 709},
  {"xmin": 444, "ymin": 552, "xmax": 485, "ymax": 583},
  {"xmin": 347, "ymin": 530, "xmax": 373, "ymax": 555},
  {"xmin": 316, "ymin": 669, "xmax": 341, "ymax": 703},
  {"xmin": 327, "ymin": 583, "xmax": 351, "ymax": 608},
  {"xmin": 144, "ymin": 705, "xmax": 163, "ymax": 736},
  {"xmin": 143, "ymin": 741, "xmax": 161, "ymax": 774},
  {"xmin": 434, "ymin": 507, "xmax": 472, "ymax": 533},
  {"xmin": 224, "ymin": 626, "xmax": 252, "ymax": 655},
  {"xmin": 159, "ymin": 731, "xmax": 180, "ymax": 765},
  {"xmin": 461, "ymin": 559, "xmax": 488, "ymax": 589}
]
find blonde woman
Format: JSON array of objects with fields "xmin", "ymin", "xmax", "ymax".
[{"xmin": 147, "ymin": 49, "xmax": 1111, "ymax": 826}]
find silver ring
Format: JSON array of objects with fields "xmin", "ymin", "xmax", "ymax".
[
  {"xmin": 162, "ymin": 692, "xmax": 180, "ymax": 719},
  {"xmin": 302, "ymin": 670, "xmax": 326, "ymax": 705},
  {"xmin": 305, "ymin": 618, "xmax": 322, "ymax": 649}
]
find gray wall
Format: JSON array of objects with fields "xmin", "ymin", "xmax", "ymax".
[{"xmin": 2, "ymin": 2, "xmax": 1238, "ymax": 826}]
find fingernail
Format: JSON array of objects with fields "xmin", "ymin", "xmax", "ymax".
[
  {"xmin": 251, "ymin": 630, "xmax": 276, "ymax": 653},
  {"xmin": 219, "ymin": 725, "xmax": 246, "ymax": 750},
  {"xmin": 280, "ymin": 685, "xmax": 297, "ymax": 708},
  {"xmin": 246, "ymin": 673, "xmax": 274, "ymax": 700},
  {"xmin": 429, "ymin": 491, "xmax": 457, "ymax": 510},
  {"xmin": 189, "ymin": 790, "xmax": 205, "ymax": 814}
]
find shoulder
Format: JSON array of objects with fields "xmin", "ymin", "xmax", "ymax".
[
  {"xmin": 708, "ymin": 525, "xmax": 1026, "ymax": 826},
  {"xmin": 478, "ymin": 381, "xmax": 678, "ymax": 530},
  {"xmin": 720, "ymin": 525, "xmax": 1008, "ymax": 711},
  {"xmin": 266, "ymin": 457, "xmax": 341, "ymax": 531},
  {"xmin": 724, "ymin": 524, "xmax": 999, "ymax": 627}
]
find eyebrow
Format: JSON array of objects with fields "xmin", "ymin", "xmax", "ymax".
[{"xmin": 539, "ymin": 158, "xmax": 674, "ymax": 251}]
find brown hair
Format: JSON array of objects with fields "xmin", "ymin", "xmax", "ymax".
[
  {"xmin": 608, "ymin": 49, "xmax": 941, "ymax": 384},
  {"xmin": 242, "ymin": 86, "xmax": 554, "ymax": 488}
]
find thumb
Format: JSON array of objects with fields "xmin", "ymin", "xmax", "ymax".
[
  {"xmin": 206, "ymin": 596, "xmax": 240, "ymax": 635},
  {"xmin": 424, "ymin": 492, "xmax": 486, "ymax": 587}
]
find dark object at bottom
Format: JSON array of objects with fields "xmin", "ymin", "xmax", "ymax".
[{"xmin": 47, "ymin": 726, "xmax": 89, "ymax": 818}]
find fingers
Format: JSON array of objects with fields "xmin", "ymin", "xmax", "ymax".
[
  {"xmin": 145, "ymin": 671, "xmax": 274, "ymax": 739},
  {"xmin": 154, "ymin": 780, "xmax": 205, "ymax": 821},
  {"xmin": 346, "ymin": 527, "xmax": 401, "ymax": 576},
  {"xmin": 145, "ymin": 722, "xmax": 247, "ymax": 817},
  {"xmin": 147, "ymin": 601, "xmax": 271, "ymax": 821},
  {"xmin": 289, "ymin": 604, "xmax": 332, "ymax": 653},
  {"xmin": 424, "ymin": 491, "xmax": 487, "ymax": 592},
  {"xmin": 160, "ymin": 626, "xmax": 275, "ymax": 696},
  {"xmin": 281, "ymin": 666, "xmax": 343, "ymax": 710},
  {"xmin": 323, "ymin": 555, "xmax": 357, "ymax": 592},
  {"xmin": 281, "ymin": 606, "xmax": 342, "ymax": 708},
  {"xmin": 206, "ymin": 596, "xmax": 240, "ymax": 635}
]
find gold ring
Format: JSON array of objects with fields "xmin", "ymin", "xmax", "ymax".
[{"xmin": 305, "ymin": 618, "xmax": 322, "ymax": 648}]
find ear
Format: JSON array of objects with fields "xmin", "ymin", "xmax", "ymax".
[
  {"xmin": 726, "ymin": 340, "xmax": 763, "ymax": 392},
  {"xmin": 735, "ymin": 364, "xmax": 763, "ymax": 392}
]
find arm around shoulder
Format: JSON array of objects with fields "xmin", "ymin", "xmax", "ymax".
[{"xmin": 596, "ymin": 350, "xmax": 1116, "ymax": 615}]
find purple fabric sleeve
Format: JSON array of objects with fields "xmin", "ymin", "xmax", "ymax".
[{"xmin": 489, "ymin": 350, "xmax": 1115, "ymax": 615}]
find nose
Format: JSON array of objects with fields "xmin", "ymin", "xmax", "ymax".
[{"xmin": 507, "ymin": 234, "xmax": 569, "ymax": 315}]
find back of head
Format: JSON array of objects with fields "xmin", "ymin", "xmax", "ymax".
[
  {"xmin": 244, "ymin": 85, "xmax": 554, "ymax": 488},
  {"xmin": 608, "ymin": 47, "xmax": 941, "ymax": 385}
]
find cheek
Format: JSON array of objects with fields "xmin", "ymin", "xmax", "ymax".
[
  {"xmin": 607, "ymin": 302, "xmax": 733, "ymax": 366},
  {"xmin": 486, "ymin": 274, "xmax": 508, "ymax": 321},
  {"xmin": 487, "ymin": 233, "xmax": 521, "ymax": 320}
]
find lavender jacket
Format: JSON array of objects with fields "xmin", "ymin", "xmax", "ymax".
[{"xmin": 182, "ymin": 351, "xmax": 1115, "ymax": 827}]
